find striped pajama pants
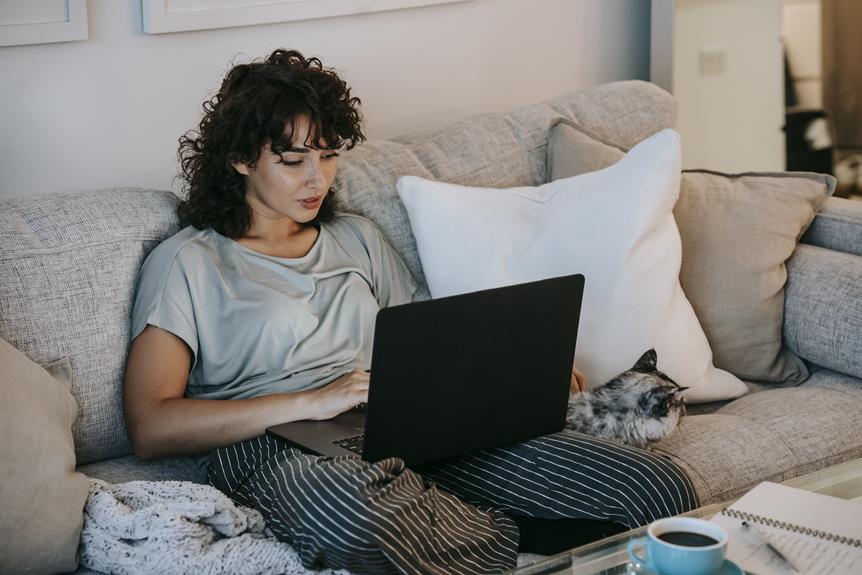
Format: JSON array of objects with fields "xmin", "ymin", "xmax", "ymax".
[{"xmin": 207, "ymin": 431, "xmax": 697, "ymax": 575}]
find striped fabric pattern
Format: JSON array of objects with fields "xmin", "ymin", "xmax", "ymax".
[
  {"xmin": 208, "ymin": 436, "xmax": 519, "ymax": 575},
  {"xmin": 420, "ymin": 432, "xmax": 697, "ymax": 528},
  {"xmin": 208, "ymin": 432, "xmax": 697, "ymax": 574}
]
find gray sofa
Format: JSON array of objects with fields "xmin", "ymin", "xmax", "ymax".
[{"xmin": 2, "ymin": 81, "xmax": 861, "ymax": 569}]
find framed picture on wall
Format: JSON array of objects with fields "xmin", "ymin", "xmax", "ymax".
[
  {"xmin": 142, "ymin": 0, "xmax": 471, "ymax": 34},
  {"xmin": 0, "ymin": 0, "xmax": 88, "ymax": 47}
]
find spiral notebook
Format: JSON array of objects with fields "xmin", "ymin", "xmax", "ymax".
[{"xmin": 710, "ymin": 481, "xmax": 862, "ymax": 575}]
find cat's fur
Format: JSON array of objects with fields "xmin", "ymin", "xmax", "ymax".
[{"xmin": 565, "ymin": 349, "xmax": 687, "ymax": 448}]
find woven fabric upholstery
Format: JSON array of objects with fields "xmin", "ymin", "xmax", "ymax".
[
  {"xmin": 801, "ymin": 366, "xmax": 862, "ymax": 393},
  {"xmin": 332, "ymin": 140, "xmax": 436, "ymax": 299},
  {"xmin": 801, "ymin": 196, "xmax": 862, "ymax": 256},
  {"xmin": 76, "ymin": 455, "xmax": 206, "ymax": 485},
  {"xmin": 653, "ymin": 369, "xmax": 862, "ymax": 505},
  {"xmin": 681, "ymin": 377, "xmax": 804, "ymax": 417},
  {"xmin": 784, "ymin": 244, "xmax": 862, "ymax": 379},
  {"xmin": 0, "ymin": 189, "xmax": 182, "ymax": 464},
  {"xmin": 333, "ymin": 80, "xmax": 676, "ymax": 298}
]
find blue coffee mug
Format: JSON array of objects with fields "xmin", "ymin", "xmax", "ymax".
[{"xmin": 627, "ymin": 517, "xmax": 727, "ymax": 575}]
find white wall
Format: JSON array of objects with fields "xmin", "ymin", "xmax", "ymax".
[
  {"xmin": 665, "ymin": 0, "xmax": 785, "ymax": 172},
  {"xmin": 0, "ymin": 0, "xmax": 650, "ymax": 199}
]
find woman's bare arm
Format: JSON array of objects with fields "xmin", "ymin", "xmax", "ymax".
[{"xmin": 123, "ymin": 325, "xmax": 369, "ymax": 460}]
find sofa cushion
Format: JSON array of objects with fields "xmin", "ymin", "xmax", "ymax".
[
  {"xmin": 0, "ymin": 338, "xmax": 89, "ymax": 575},
  {"xmin": 77, "ymin": 454, "xmax": 207, "ymax": 485},
  {"xmin": 0, "ymin": 189, "xmax": 182, "ymax": 464},
  {"xmin": 333, "ymin": 80, "xmax": 677, "ymax": 299},
  {"xmin": 683, "ymin": 373, "xmax": 817, "ymax": 416},
  {"xmin": 547, "ymin": 118, "xmax": 834, "ymax": 384},
  {"xmin": 784, "ymin": 244, "xmax": 862, "ymax": 379},
  {"xmin": 397, "ymin": 129, "xmax": 746, "ymax": 403},
  {"xmin": 800, "ymin": 366, "xmax": 862, "ymax": 395},
  {"xmin": 331, "ymin": 140, "xmax": 436, "ymax": 299},
  {"xmin": 653, "ymin": 370, "xmax": 862, "ymax": 505},
  {"xmin": 801, "ymin": 196, "xmax": 862, "ymax": 257}
]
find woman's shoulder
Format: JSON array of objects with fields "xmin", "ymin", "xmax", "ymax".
[
  {"xmin": 140, "ymin": 225, "xmax": 214, "ymax": 275},
  {"xmin": 325, "ymin": 212, "xmax": 384, "ymax": 244}
]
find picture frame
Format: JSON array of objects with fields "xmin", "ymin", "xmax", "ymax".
[
  {"xmin": 0, "ymin": 0, "xmax": 88, "ymax": 47},
  {"xmin": 142, "ymin": 0, "xmax": 471, "ymax": 34}
]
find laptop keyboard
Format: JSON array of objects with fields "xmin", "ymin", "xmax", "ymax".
[{"xmin": 333, "ymin": 434, "xmax": 364, "ymax": 454}]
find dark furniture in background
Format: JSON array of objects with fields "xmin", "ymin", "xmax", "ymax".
[{"xmin": 785, "ymin": 107, "xmax": 834, "ymax": 176}]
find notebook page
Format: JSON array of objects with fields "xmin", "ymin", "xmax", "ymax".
[
  {"xmin": 712, "ymin": 512, "xmax": 861, "ymax": 575},
  {"xmin": 710, "ymin": 482, "xmax": 862, "ymax": 575},
  {"xmin": 731, "ymin": 482, "xmax": 862, "ymax": 540}
]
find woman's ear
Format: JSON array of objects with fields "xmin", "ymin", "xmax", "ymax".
[{"xmin": 231, "ymin": 161, "xmax": 251, "ymax": 176}]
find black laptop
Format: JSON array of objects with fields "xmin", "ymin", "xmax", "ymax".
[{"xmin": 266, "ymin": 273, "xmax": 584, "ymax": 467}]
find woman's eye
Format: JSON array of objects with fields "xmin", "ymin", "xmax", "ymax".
[
  {"xmin": 281, "ymin": 159, "xmax": 303, "ymax": 167},
  {"xmin": 322, "ymin": 152, "xmax": 340, "ymax": 160}
]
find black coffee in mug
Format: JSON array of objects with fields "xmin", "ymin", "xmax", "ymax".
[{"xmin": 657, "ymin": 531, "xmax": 719, "ymax": 547}]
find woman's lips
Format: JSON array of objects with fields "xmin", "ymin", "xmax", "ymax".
[{"xmin": 301, "ymin": 197, "xmax": 322, "ymax": 209}]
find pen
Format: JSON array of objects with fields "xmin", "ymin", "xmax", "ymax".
[{"xmin": 741, "ymin": 521, "xmax": 801, "ymax": 574}]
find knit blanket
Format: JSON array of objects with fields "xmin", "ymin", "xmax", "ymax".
[{"xmin": 79, "ymin": 478, "xmax": 349, "ymax": 575}]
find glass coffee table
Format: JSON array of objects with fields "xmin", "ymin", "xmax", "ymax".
[{"xmin": 510, "ymin": 458, "xmax": 862, "ymax": 574}]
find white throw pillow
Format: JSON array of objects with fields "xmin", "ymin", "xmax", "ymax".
[{"xmin": 396, "ymin": 129, "xmax": 747, "ymax": 403}]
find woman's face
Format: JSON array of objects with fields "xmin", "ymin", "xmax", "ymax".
[{"xmin": 233, "ymin": 116, "xmax": 339, "ymax": 230}]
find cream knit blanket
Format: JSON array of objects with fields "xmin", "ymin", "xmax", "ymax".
[{"xmin": 79, "ymin": 478, "xmax": 347, "ymax": 575}]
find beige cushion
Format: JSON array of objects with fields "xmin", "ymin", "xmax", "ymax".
[
  {"xmin": 0, "ymin": 338, "xmax": 89, "ymax": 575},
  {"xmin": 547, "ymin": 118, "xmax": 834, "ymax": 383}
]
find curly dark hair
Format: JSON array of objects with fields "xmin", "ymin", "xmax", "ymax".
[{"xmin": 177, "ymin": 49, "xmax": 365, "ymax": 238}]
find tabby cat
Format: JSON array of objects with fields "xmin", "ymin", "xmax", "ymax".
[{"xmin": 566, "ymin": 349, "xmax": 687, "ymax": 448}]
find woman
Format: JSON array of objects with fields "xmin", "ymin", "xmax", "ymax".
[{"xmin": 124, "ymin": 49, "xmax": 697, "ymax": 575}]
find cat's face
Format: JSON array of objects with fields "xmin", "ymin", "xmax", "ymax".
[{"xmin": 605, "ymin": 349, "xmax": 688, "ymax": 418}]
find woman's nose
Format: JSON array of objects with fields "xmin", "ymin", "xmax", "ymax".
[{"xmin": 306, "ymin": 159, "xmax": 324, "ymax": 188}]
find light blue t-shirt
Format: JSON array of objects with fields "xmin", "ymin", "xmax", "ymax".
[{"xmin": 131, "ymin": 213, "xmax": 417, "ymax": 400}]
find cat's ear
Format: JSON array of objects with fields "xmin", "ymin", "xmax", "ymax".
[{"xmin": 632, "ymin": 349, "xmax": 658, "ymax": 373}]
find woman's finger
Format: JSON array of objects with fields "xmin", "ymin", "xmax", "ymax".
[{"xmin": 572, "ymin": 368, "xmax": 588, "ymax": 392}]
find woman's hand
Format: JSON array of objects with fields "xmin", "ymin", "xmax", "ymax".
[
  {"xmin": 304, "ymin": 369, "xmax": 371, "ymax": 420},
  {"xmin": 570, "ymin": 367, "xmax": 588, "ymax": 393}
]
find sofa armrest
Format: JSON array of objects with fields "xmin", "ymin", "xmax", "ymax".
[
  {"xmin": 801, "ymin": 197, "xmax": 862, "ymax": 257},
  {"xmin": 784, "ymin": 244, "xmax": 862, "ymax": 379}
]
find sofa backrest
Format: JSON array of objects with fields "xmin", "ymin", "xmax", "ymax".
[
  {"xmin": 0, "ymin": 189, "xmax": 181, "ymax": 464},
  {"xmin": 0, "ymin": 80, "xmax": 676, "ymax": 464}
]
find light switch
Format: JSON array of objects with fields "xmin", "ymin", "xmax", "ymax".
[{"xmin": 699, "ymin": 46, "xmax": 727, "ymax": 75}]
